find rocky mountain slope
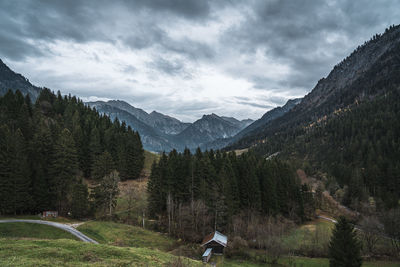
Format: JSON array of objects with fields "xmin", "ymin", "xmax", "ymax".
[
  {"xmin": 201, "ymin": 98, "xmax": 301, "ymax": 150},
  {"xmin": 89, "ymin": 102, "xmax": 176, "ymax": 152},
  {"xmin": 229, "ymin": 24, "xmax": 400, "ymax": 150},
  {"xmin": 174, "ymin": 113, "xmax": 252, "ymax": 149},
  {"xmin": 0, "ymin": 59, "xmax": 41, "ymax": 101},
  {"xmin": 88, "ymin": 100, "xmax": 190, "ymax": 135}
]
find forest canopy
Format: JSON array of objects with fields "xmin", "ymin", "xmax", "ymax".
[{"xmin": 0, "ymin": 89, "xmax": 144, "ymax": 215}]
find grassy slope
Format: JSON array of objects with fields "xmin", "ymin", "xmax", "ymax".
[
  {"xmin": 0, "ymin": 238, "xmax": 201, "ymax": 267},
  {"xmin": 282, "ymin": 218, "xmax": 334, "ymax": 252},
  {"xmin": 143, "ymin": 150, "xmax": 160, "ymax": 177},
  {"xmin": 0, "ymin": 223, "xmax": 78, "ymax": 240},
  {"xmin": 77, "ymin": 221, "xmax": 175, "ymax": 251}
]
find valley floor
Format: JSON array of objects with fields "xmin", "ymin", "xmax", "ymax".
[{"xmin": 0, "ymin": 219, "xmax": 399, "ymax": 267}]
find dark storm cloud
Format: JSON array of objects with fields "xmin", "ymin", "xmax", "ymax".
[
  {"xmin": 126, "ymin": 0, "xmax": 211, "ymax": 19},
  {"xmin": 0, "ymin": 0, "xmax": 213, "ymax": 60},
  {"xmin": 1, "ymin": 0, "xmax": 399, "ymax": 120},
  {"xmin": 124, "ymin": 29, "xmax": 214, "ymax": 61},
  {"xmin": 225, "ymin": 0, "xmax": 400, "ymax": 92}
]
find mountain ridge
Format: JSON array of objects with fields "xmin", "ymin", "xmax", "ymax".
[
  {"xmin": 88, "ymin": 100, "xmax": 254, "ymax": 151},
  {"xmin": 0, "ymin": 59, "xmax": 42, "ymax": 101}
]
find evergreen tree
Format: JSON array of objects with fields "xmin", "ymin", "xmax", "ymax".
[
  {"xmin": 94, "ymin": 170, "xmax": 120, "ymax": 216},
  {"xmin": 92, "ymin": 151, "xmax": 115, "ymax": 181},
  {"xmin": 31, "ymin": 120, "xmax": 54, "ymax": 211},
  {"xmin": 0, "ymin": 89, "xmax": 145, "ymax": 215},
  {"xmin": 9, "ymin": 129, "xmax": 31, "ymax": 214},
  {"xmin": 51, "ymin": 128, "xmax": 78, "ymax": 214},
  {"xmin": 70, "ymin": 181, "xmax": 89, "ymax": 219},
  {"xmin": 0, "ymin": 125, "xmax": 13, "ymax": 214},
  {"xmin": 329, "ymin": 216, "xmax": 362, "ymax": 267}
]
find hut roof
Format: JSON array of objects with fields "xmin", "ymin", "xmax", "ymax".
[
  {"xmin": 202, "ymin": 248, "xmax": 212, "ymax": 257},
  {"xmin": 201, "ymin": 231, "xmax": 227, "ymax": 247}
]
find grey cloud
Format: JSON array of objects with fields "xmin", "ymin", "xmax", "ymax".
[
  {"xmin": 121, "ymin": 65, "xmax": 137, "ymax": 74},
  {"xmin": 1, "ymin": 0, "xmax": 399, "ymax": 121},
  {"xmin": 128, "ymin": 0, "xmax": 211, "ymax": 19},
  {"xmin": 225, "ymin": 0, "xmax": 400, "ymax": 92},
  {"xmin": 161, "ymin": 37, "xmax": 215, "ymax": 60},
  {"xmin": 147, "ymin": 57, "xmax": 186, "ymax": 76},
  {"xmin": 258, "ymin": 95, "xmax": 287, "ymax": 106},
  {"xmin": 237, "ymin": 101, "xmax": 274, "ymax": 109},
  {"xmin": 0, "ymin": 0, "xmax": 214, "ymax": 61}
]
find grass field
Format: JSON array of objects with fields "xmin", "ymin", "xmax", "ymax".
[
  {"xmin": 0, "ymin": 238, "xmax": 201, "ymax": 267},
  {"xmin": 77, "ymin": 221, "xmax": 176, "ymax": 251},
  {"xmin": 0, "ymin": 222, "xmax": 78, "ymax": 240},
  {"xmin": 282, "ymin": 218, "xmax": 334, "ymax": 253}
]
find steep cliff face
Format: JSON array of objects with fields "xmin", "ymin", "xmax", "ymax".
[{"xmin": 0, "ymin": 59, "xmax": 41, "ymax": 101}]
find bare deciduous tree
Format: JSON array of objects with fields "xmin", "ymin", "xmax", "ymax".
[{"xmin": 359, "ymin": 216, "xmax": 383, "ymax": 255}]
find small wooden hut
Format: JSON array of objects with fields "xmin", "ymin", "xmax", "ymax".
[{"xmin": 201, "ymin": 231, "xmax": 228, "ymax": 262}]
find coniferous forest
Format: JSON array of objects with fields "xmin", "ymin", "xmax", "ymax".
[
  {"xmin": 253, "ymin": 87, "xmax": 400, "ymax": 211},
  {"xmin": 0, "ymin": 89, "xmax": 144, "ymax": 216},
  {"xmin": 147, "ymin": 148, "xmax": 314, "ymax": 241}
]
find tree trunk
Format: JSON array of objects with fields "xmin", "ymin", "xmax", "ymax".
[
  {"xmin": 142, "ymin": 210, "xmax": 145, "ymax": 229},
  {"xmin": 109, "ymin": 192, "xmax": 112, "ymax": 216}
]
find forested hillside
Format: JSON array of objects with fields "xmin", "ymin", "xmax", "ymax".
[
  {"xmin": 147, "ymin": 149, "xmax": 314, "ymax": 242},
  {"xmin": 0, "ymin": 89, "xmax": 144, "ymax": 216},
  {"xmin": 238, "ymin": 25, "xmax": 400, "ymax": 211},
  {"xmin": 254, "ymin": 90, "xmax": 400, "ymax": 210}
]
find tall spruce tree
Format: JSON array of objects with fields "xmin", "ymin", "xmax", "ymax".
[
  {"xmin": 92, "ymin": 151, "xmax": 115, "ymax": 180},
  {"xmin": 0, "ymin": 125, "xmax": 12, "ymax": 214},
  {"xmin": 51, "ymin": 128, "xmax": 79, "ymax": 214},
  {"xmin": 71, "ymin": 181, "xmax": 89, "ymax": 219},
  {"xmin": 329, "ymin": 216, "xmax": 362, "ymax": 267}
]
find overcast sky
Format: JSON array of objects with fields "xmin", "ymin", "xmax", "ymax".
[{"xmin": 1, "ymin": 0, "xmax": 399, "ymax": 122}]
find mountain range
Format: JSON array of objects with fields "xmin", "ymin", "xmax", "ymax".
[
  {"xmin": 87, "ymin": 100, "xmax": 255, "ymax": 151},
  {"xmin": 0, "ymin": 58, "xmax": 305, "ymax": 152},
  {"xmin": 2, "ymin": 25, "xmax": 399, "ymax": 155},
  {"xmin": 0, "ymin": 59, "xmax": 259, "ymax": 152}
]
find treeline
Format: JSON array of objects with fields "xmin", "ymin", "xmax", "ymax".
[
  {"xmin": 254, "ymin": 90, "xmax": 400, "ymax": 210},
  {"xmin": 147, "ymin": 149, "xmax": 314, "ymax": 241},
  {"xmin": 0, "ymin": 89, "xmax": 144, "ymax": 216}
]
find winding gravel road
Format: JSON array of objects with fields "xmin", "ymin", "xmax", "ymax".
[{"xmin": 0, "ymin": 219, "xmax": 98, "ymax": 244}]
